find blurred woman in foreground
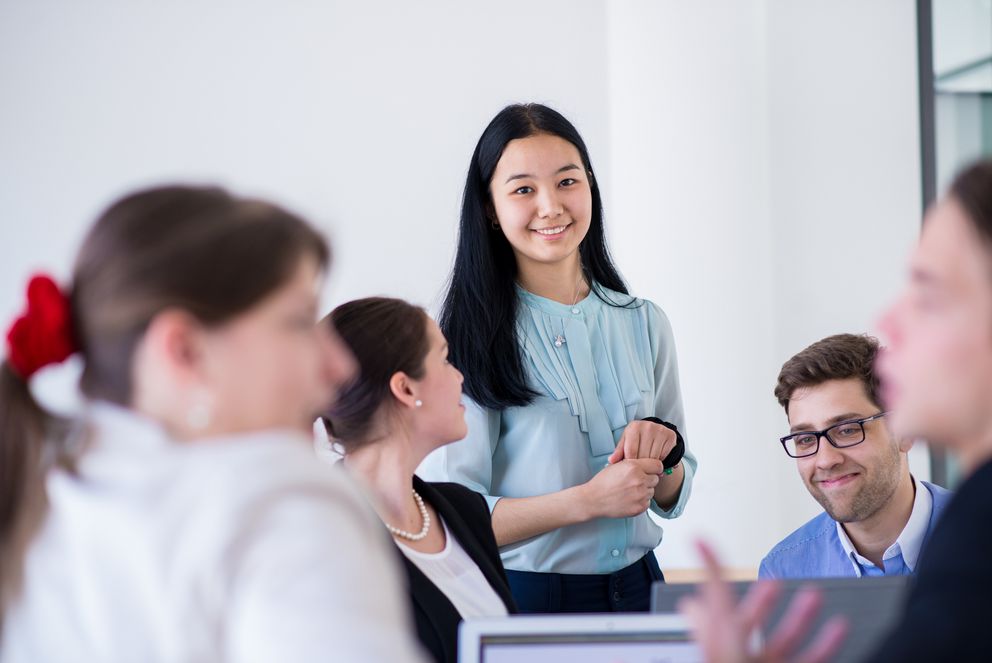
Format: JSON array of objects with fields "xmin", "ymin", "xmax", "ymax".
[{"xmin": 0, "ymin": 186, "xmax": 426, "ymax": 662}]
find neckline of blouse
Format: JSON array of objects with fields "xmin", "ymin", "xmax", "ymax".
[{"xmin": 515, "ymin": 282, "xmax": 602, "ymax": 317}]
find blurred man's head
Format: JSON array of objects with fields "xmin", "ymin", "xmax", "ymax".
[
  {"xmin": 878, "ymin": 161, "xmax": 992, "ymax": 471},
  {"xmin": 776, "ymin": 334, "xmax": 908, "ymax": 523}
]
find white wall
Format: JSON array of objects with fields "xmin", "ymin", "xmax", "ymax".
[
  {"xmin": 608, "ymin": 0, "xmax": 925, "ymax": 569},
  {"xmin": 1, "ymin": 1, "xmax": 925, "ymax": 571},
  {"xmin": 0, "ymin": 0, "xmax": 610, "ymax": 319},
  {"xmin": 765, "ymin": 0, "xmax": 928, "ymax": 547},
  {"xmin": 607, "ymin": 0, "xmax": 780, "ymax": 569}
]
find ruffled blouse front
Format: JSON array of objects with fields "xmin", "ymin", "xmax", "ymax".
[{"xmin": 419, "ymin": 284, "xmax": 697, "ymax": 574}]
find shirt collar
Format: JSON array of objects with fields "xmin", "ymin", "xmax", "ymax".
[
  {"xmin": 835, "ymin": 475, "xmax": 933, "ymax": 575},
  {"xmin": 894, "ymin": 475, "xmax": 933, "ymax": 571},
  {"xmin": 515, "ymin": 282, "xmax": 601, "ymax": 317},
  {"xmin": 85, "ymin": 400, "xmax": 173, "ymax": 453}
]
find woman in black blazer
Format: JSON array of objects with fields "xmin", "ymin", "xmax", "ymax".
[
  {"xmin": 402, "ymin": 477, "xmax": 517, "ymax": 662},
  {"xmin": 320, "ymin": 297, "xmax": 516, "ymax": 663}
]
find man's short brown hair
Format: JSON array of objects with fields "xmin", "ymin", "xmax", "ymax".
[{"xmin": 775, "ymin": 333, "xmax": 882, "ymax": 414}]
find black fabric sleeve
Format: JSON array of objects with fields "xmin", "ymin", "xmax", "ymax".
[{"xmin": 860, "ymin": 460, "xmax": 992, "ymax": 662}]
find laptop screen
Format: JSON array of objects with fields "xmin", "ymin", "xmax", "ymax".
[
  {"xmin": 459, "ymin": 613, "xmax": 698, "ymax": 663},
  {"xmin": 651, "ymin": 576, "xmax": 909, "ymax": 663},
  {"xmin": 478, "ymin": 631, "xmax": 701, "ymax": 663}
]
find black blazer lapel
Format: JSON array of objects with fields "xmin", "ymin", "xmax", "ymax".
[{"xmin": 414, "ymin": 476, "xmax": 517, "ymax": 612}]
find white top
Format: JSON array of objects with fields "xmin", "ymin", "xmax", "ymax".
[
  {"xmin": 397, "ymin": 519, "xmax": 509, "ymax": 620},
  {"xmin": 1, "ymin": 403, "xmax": 428, "ymax": 663},
  {"xmin": 836, "ymin": 475, "xmax": 934, "ymax": 576}
]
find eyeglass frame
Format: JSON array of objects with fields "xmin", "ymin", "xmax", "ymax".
[{"xmin": 779, "ymin": 412, "xmax": 889, "ymax": 458}]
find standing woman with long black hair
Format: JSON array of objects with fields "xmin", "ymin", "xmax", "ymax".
[{"xmin": 419, "ymin": 103, "xmax": 697, "ymax": 613}]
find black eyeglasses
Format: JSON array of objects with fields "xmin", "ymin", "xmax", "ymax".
[{"xmin": 779, "ymin": 412, "xmax": 889, "ymax": 458}]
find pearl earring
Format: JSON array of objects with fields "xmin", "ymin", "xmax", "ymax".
[
  {"xmin": 186, "ymin": 389, "xmax": 212, "ymax": 430},
  {"xmin": 415, "ymin": 399, "xmax": 423, "ymax": 408}
]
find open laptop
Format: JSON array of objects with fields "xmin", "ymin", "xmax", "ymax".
[
  {"xmin": 458, "ymin": 613, "xmax": 700, "ymax": 663},
  {"xmin": 651, "ymin": 576, "xmax": 909, "ymax": 663}
]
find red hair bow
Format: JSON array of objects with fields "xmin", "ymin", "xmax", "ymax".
[{"xmin": 5, "ymin": 274, "xmax": 78, "ymax": 380}]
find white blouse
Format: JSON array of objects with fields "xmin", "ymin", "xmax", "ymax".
[
  {"xmin": 1, "ymin": 403, "xmax": 428, "ymax": 663},
  {"xmin": 397, "ymin": 519, "xmax": 509, "ymax": 620}
]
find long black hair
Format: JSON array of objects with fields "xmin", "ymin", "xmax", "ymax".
[{"xmin": 439, "ymin": 103, "xmax": 630, "ymax": 410}]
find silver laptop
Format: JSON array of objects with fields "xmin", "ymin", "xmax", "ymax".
[
  {"xmin": 651, "ymin": 576, "xmax": 909, "ymax": 663},
  {"xmin": 458, "ymin": 614, "xmax": 700, "ymax": 663}
]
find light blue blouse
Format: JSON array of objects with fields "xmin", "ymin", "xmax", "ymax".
[{"xmin": 419, "ymin": 284, "xmax": 697, "ymax": 574}]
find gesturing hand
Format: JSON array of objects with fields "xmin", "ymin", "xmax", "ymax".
[{"xmin": 678, "ymin": 541, "xmax": 848, "ymax": 663}]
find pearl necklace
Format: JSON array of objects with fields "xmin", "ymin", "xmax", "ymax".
[{"xmin": 385, "ymin": 489, "xmax": 431, "ymax": 541}]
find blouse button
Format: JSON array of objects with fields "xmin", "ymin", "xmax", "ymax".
[
  {"xmin": 611, "ymin": 548, "xmax": 620, "ymax": 557},
  {"xmin": 571, "ymin": 307, "xmax": 580, "ymax": 314}
]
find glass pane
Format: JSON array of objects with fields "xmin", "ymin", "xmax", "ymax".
[
  {"xmin": 933, "ymin": 0, "xmax": 992, "ymax": 192},
  {"xmin": 924, "ymin": 0, "xmax": 989, "ymax": 487}
]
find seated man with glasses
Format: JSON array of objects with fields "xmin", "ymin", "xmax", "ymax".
[{"xmin": 759, "ymin": 333, "xmax": 951, "ymax": 579}]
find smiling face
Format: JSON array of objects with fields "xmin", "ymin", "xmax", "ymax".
[
  {"xmin": 877, "ymin": 199, "xmax": 992, "ymax": 462},
  {"xmin": 488, "ymin": 133, "xmax": 593, "ymax": 272},
  {"xmin": 787, "ymin": 378, "xmax": 905, "ymax": 523}
]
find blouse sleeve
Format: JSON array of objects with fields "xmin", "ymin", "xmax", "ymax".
[
  {"xmin": 646, "ymin": 302, "xmax": 697, "ymax": 520},
  {"xmin": 417, "ymin": 397, "xmax": 503, "ymax": 513}
]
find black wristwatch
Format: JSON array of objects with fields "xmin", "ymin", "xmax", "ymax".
[{"xmin": 640, "ymin": 416, "xmax": 685, "ymax": 472}]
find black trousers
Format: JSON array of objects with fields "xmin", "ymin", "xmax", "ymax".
[{"xmin": 504, "ymin": 552, "xmax": 665, "ymax": 613}]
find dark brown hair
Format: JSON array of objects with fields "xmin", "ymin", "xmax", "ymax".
[
  {"xmin": 320, "ymin": 297, "xmax": 431, "ymax": 449},
  {"xmin": 949, "ymin": 159, "xmax": 992, "ymax": 247},
  {"xmin": 0, "ymin": 185, "xmax": 328, "ymax": 613},
  {"xmin": 774, "ymin": 333, "xmax": 882, "ymax": 414}
]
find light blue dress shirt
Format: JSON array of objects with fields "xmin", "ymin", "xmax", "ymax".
[
  {"xmin": 834, "ymin": 476, "xmax": 930, "ymax": 577},
  {"xmin": 418, "ymin": 284, "xmax": 697, "ymax": 574},
  {"xmin": 758, "ymin": 479, "xmax": 953, "ymax": 579}
]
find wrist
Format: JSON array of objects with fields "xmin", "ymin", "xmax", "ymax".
[
  {"xmin": 661, "ymin": 460, "xmax": 682, "ymax": 478},
  {"xmin": 654, "ymin": 463, "xmax": 685, "ymax": 510},
  {"xmin": 571, "ymin": 481, "xmax": 600, "ymax": 521}
]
